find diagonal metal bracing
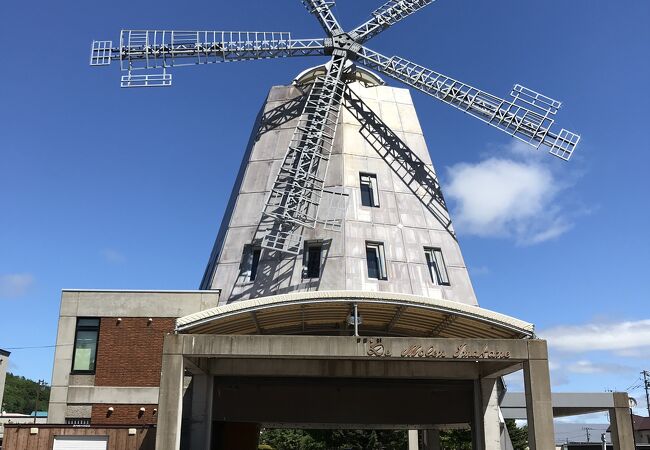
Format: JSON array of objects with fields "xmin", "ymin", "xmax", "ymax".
[
  {"xmin": 430, "ymin": 314, "xmax": 457, "ymax": 337},
  {"xmin": 261, "ymin": 55, "xmax": 348, "ymax": 254},
  {"xmin": 343, "ymin": 86, "xmax": 454, "ymax": 237},
  {"xmin": 351, "ymin": 0, "xmax": 436, "ymax": 43},
  {"xmin": 386, "ymin": 306, "xmax": 405, "ymax": 332},
  {"xmin": 301, "ymin": 0, "xmax": 344, "ymax": 36},
  {"xmin": 356, "ymin": 46, "xmax": 580, "ymax": 160},
  {"xmin": 250, "ymin": 311, "xmax": 263, "ymax": 334}
]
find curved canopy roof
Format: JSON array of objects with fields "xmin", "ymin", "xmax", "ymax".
[{"xmin": 176, "ymin": 291, "xmax": 534, "ymax": 339}]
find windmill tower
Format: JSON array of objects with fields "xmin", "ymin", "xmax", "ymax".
[
  {"xmin": 89, "ymin": 3, "xmax": 580, "ymax": 449},
  {"xmin": 90, "ymin": 0, "xmax": 579, "ymax": 311}
]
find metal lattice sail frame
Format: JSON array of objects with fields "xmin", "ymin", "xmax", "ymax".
[{"xmin": 90, "ymin": 0, "xmax": 581, "ymax": 254}]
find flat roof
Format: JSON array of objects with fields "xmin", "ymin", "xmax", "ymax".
[{"xmin": 61, "ymin": 289, "xmax": 221, "ymax": 293}]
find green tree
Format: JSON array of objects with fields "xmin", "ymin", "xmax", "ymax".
[
  {"xmin": 505, "ymin": 419, "xmax": 528, "ymax": 450},
  {"xmin": 259, "ymin": 428, "xmax": 407, "ymax": 450},
  {"xmin": 2, "ymin": 373, "xmax": 50, "ymax": 414},
  {"xmin": 440, "ymin": 428, "xmax": 472, "ymax": 450}
]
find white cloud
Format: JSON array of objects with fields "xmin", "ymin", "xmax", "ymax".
[
  {"xmin": 540, "ymin": 320, "xmax": 650, "ymax": 353},
  {"xmin": 101, "ymin": 248, "xmax": 126, "ymax": 264},
  {"xmin": 567, "ymin": 360, "xmax": 633, "ymax": 374},
  {"xmin": 0, "ymin": 273, "xmax": 34, "ymax": 299},
  {"xmin": 445, "ymin": 141, "xmax": 574, "ymax": 245}
]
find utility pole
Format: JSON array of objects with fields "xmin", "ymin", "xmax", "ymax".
[
  {"xmin": 642, "ymin": 370, "xmax": 650, "ymax": 417},
  {"xmin": 34, "ymin": 379, "xmax": 45, "ymax": 424},
  {"xmin": 583, "ymin": 427, "xmax": 595, "ymax": 443}
]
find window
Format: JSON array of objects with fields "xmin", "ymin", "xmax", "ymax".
[
  {"xmin": 71, "ymin": 318, "xmax": 100, "ymax": 374},
  {"xmin": 360, "ymin": 173, "xmax": 380, "ymax": 207},
  {"xmin": 303, "ymin": 241, "xmax": 323, "ymax": 279},
  {"xmin": 53, "ymin": 436, "xmax": 108, "ymax": 450},
  {"xmin": 366, "ymin": 242, "xmax": 387, "ymax": 280},
  {"xmin": 240, "ymin": 244, "xmax": 262, "ymax": 281},
  {"xmin": 65, "ymin": 418, "xmax": 91, "ymax": 427},
  {"xmin": 425, "ymin": 247, "xmax": 450, "ymax": 286}
]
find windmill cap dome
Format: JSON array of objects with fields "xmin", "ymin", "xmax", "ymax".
[{"xmin": 293, "ymin": 62, "xmax": 384, "ymax": 87}]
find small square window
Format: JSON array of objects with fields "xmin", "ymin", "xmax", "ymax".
[
  {"xmin": 303, "ymin": 241, "xmax": 323, "ymax": 279},
  {"xmin": 360, "ymin": 173, "xmax": 380, "ymax": 207},
  {"xmin": 71, "ymin": 318, "xmax": 100, "ymax": 374},
  {"xmin": 366, "ymin": 242, "xmax": 387, "ymax": 280},
  {"xmin": 240, "ymin": 243, "xmax": 262, "ymax": 281},
  {"xmin": 425, "ymin": 247, "xmax": 450, "ymax": 286}
]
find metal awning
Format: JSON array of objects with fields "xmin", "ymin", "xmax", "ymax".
[{"xmin": 176, "ymin": 291, "xmax": 534, "ymax": 339}]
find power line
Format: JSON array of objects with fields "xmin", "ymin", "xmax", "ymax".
[
  {"xmin": 3, "ymin": 345, "xmax": 59, "ymax": 350},
  {"xmin": 642, "ymin": 370, "xmax": 650, "ymax": 417},
  {"xmin": 625, "ymin": 376, "xmax": 643, "ymax": 392}
]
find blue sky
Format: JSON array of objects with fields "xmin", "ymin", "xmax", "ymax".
[{"xmin": 1, "ymin": 0, "xmax": 649, "ymax": 419}]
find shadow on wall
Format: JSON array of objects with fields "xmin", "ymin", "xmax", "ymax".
[{"xmin": 227, "ymin": 238, "xmax": 332, "ymax": 302}]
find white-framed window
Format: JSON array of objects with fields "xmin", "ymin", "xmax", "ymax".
[
  {"xmin": 360, "ymin": 173, "xmax": 380, "ymax": 207},
  {"xmin": 303, "ymin": 241, "xmax": 323, "ymax": 279},
  {"xmin": 366, "ymin": 242, "xmax": 387, "ymax": 280},
  {"xmin": 424, "ymin": 247, "xmax": 450, "ymax": 286},
  {"xmin": 240, "ymin": 243, "xmax": 262, "ymax": 281}
]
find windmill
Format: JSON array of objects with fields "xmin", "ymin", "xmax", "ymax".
[{"xmin": 90, "ymin": 0, "xmax": 580, "ymax": 255}]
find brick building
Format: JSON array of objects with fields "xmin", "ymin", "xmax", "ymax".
[{"xmin": 47, "ymin": 291, "xmax": 219, "ymax": 427}]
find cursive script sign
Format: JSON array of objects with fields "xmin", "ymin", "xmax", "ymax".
[{"xmin": 365, "ymin": 339, "xmax": 511, "ymax": 360}]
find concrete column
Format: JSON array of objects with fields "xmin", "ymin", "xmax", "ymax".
[
  {"xmin": 156, "ymin": 352, "xmax": 185, "ymax": 450},
  {"xmin": 0, "ymin": 349, "xmax": 10, "ymax": 412},
  {"xmin": 472, "ymin": 379, "xmax": 486, "ymax": 450},
  {"xmin": 523, "ymin": 340, "xmax": 555, "ymax": 450},
  {"xmin": 408, "ymin": 430, "xmax": 419, "ymax": 450},
  {"xmin": 189, "ymin": 373, "xmax": 213, "ymax": 450},
  {"xmin": 482, "ymin": 378, "xmax": 502, "ymax": 449},
  {"xmin": 609, "ymin": 392, "xmax": 634, "ymax": 450},
  {"xmin": 472, "ymin": 378, "xmax": 501, "ymax": 450},
  {"xmin": 423, "ymin": 429, "xmax": 441, "ymax": 450}
]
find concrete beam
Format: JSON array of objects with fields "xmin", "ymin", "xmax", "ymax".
[
  {"xmin": 208, "ymin": 358, "xmax": 484, "ymax": 380},
  {"xmin": 60, "ymin": 290, "xmax": 220, "ymax": 318},
  {"xmin": 501, "ymin": 392, "xmax": 622, "ymax": 419},
  {"xmin": 165, "ymin": 334, "xmax": 534, "ymax": 362},
  {"xmin": 66, "ymin": 386, "xmax": 159, "ymax": 404}
]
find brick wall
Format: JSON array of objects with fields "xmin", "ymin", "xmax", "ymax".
[
  {"xmin": 94, "ymin": 317, "xmax": 175, "ymax": 387},
  {"xmin": 91, "ymin": 404, "xmax": 159, "ymax": 425}
]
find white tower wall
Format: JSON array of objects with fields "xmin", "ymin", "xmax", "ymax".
[{"xmin": 201, "ymin": 80, "xmax": 477, "ymax": 307}]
